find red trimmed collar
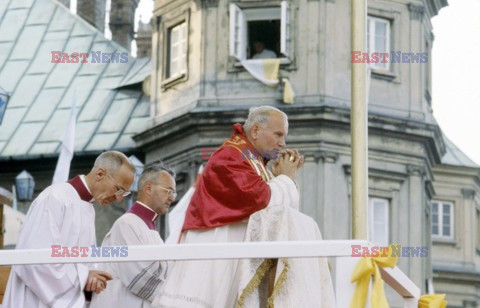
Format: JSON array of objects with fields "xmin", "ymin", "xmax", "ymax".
[
  {"xmin": 67, "ymin": 176, "xmax": 93, "ymax": 203},
  {"xmin": 127, "ymin": 201, "xmax": 158, "ymax": 230},
  {"xmin": 231, "ymin": 123, "xmax": 270, "ymax": 165}
]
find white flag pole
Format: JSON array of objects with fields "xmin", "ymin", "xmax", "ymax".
[
  {"xmin": 52, "ymin": 95, "xmax": 77, "ymax": 184},
  {"xmin": 351, "ymin": 0, "xmax": 368, "ymax": 240}
]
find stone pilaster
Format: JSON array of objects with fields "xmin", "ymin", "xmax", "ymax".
[{"xmin": 407, "ymin": 165, "xmax": 427, "ymax": 291}]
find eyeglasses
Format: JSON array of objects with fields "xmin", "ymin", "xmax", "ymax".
[
  {"xmin": 107, "ymin": 174, "xmax": 131, "ymax": 198},
  {"xmin": 155, "ymin": 184, "xmax": 177, "ymax": 199}
]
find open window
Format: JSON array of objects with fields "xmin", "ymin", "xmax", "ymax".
[
  {"xmin": 166, "ymin": 22, "xmax": 187, "ymax": 79},
  {"xmin": 160, "ymin": 9, "xmax": 190, "ymax": 89},
  {"xmin": 229, "ymin": 1, "xmax": 292, "ymax": 62}
]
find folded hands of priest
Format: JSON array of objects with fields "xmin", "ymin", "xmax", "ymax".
[{"xmin": 84, "ymin": 270, "xmax": 113, "ymax": 294}]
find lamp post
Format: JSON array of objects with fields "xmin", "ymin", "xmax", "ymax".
[
  {"xmin": 0, "ymin": 86, "xmax": 9, "ymax": 125},
  {"xmin": 15, "ymin": 170, "xmax": 35, "ymax": 201}
]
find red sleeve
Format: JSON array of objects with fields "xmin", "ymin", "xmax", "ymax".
[{"xmin": 182, "ymin": 146, "xmax": 271, "ymax": 230}]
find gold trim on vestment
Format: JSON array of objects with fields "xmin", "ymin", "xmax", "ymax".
[
  {"xmin": 225, "ymin": 136, "xmax": 247, "ymax": 146},
  {"xmin": 223, "ymin": 146, "xmax": 273, "ymax": 182},
  {"xmin": 266, "ymin": 258, "xmax": 290, "ymax": 308},
  {"xmin": 236, "ymin": 259, "xmax": 273, "ymax": 308},
  {"xmin": 224, "ymin": 141, "xmax": 287, "ymax": 307},
  {"xmin": 236, "ymin": 258, "xmax": 291, "ymax": 308}
]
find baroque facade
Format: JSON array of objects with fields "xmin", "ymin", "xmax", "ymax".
[{"xmin": 134, "ymin": 0, "xmax": 480, "ymax": 305}]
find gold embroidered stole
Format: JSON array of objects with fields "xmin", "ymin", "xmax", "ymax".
[
  {"xmin": 222, "ymin": 136, "xmax": 274, "ymax": 183},
  {"xmin": 222, "ymin": 138, "xmax": 289, "ymax": 308}
]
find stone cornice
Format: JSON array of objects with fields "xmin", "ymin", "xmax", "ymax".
[
  {"xmin": 154, "ymin": 0, "xmax": 192, "ymax": 15},
  {"xmin": 423, "ymin": 0, "xmax": 449, "ymax": 18},
  {"xmin": 433, "ymin": 264, "xmax": 480, "ymax": 284},
  {"xmin": 343, "ymin": 165, "xmax": 408, "ymax": 183},
  {"xmin": 432, "ymin": 164, "xmax": 480, "ymax": 180},
  {"xmin": 134, "ymin": 104, "xmax": 446, "ymax": 168}
]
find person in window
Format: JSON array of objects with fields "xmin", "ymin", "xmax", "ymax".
[{"xmin": 252, "ymin": 39, "xmax": 277, "ymax": 59}]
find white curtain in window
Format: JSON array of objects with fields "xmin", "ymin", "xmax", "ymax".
[{"xmin": 369, "ymin": 198, "xmax": 389, "ymax": 247}]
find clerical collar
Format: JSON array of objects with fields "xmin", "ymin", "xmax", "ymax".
[
  {"xmin": 79, "ymin": 175, "xmax": 95, "ymax": 202},
  {"xmin": 67, "ymin": 175, "xmax": 94, "ymax": 203},
  {"xmin": 127, "ymin": 201, "xmax": 158, "ymax": 230}
]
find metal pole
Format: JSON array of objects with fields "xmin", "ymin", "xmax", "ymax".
[{"xmin": 351, "ymin": 0, "xmax": 368, "ymax": 239}]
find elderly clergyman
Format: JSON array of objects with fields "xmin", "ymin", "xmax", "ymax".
[
  {"xmin": 91, "ymin": 163, "xmax": 176, "ymax": 308},
  {"xmin": 3, "ymin": 151, "xmax": 135, "ymax": 308},
  {"xmin": 153, "ymin": 106, "xmax": 335, "ymax": 307}
]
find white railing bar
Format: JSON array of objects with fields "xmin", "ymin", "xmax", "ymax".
[
  {"xmin": 380, "ymin": 267, "xmax": 421, "ymax": 299},
  {"xmin": 1, "ymin": 240, "xmax": 421, "ymax": 305},
  {"xmin": 0, "ymin": 240, "xmax": 371, "ymax": 265}
]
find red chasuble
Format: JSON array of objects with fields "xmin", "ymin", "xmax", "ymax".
[{"xmin": 182, "ymin": 123, "xmax": 272, "ymax": 231}]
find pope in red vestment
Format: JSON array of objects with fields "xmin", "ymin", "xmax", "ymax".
[
  {"xmin": 153, "ymin": 106, "xmax": 314, "ymax": 308},
  {"xmin": 182, "ymin": 123, "xmax": 274, "ymax": 231}
]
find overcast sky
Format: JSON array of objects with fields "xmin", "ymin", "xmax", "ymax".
[
  {"xmin": 136, "ymin": 0, "xmax": 480, "ymax": 164},
  {"xmin": 432, "ymin": 0, "xmax": 480, "ymax": 164}
]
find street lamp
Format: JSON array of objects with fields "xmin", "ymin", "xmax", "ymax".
[
  {"xmin": 0, "ymin": 86, "xmax": 9, "ymax": 125},
  {"xmin": 15, "ymin": 170, "xmax": 35, "ymax": 201}
]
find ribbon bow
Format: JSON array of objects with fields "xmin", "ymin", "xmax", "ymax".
[
  {"xmin": 418, "ymin": 294, "xmax": 447, "ymax": 308},
  {"xmin": 350, "ymin": 245, "xmax": 398, "ymax": 308}
]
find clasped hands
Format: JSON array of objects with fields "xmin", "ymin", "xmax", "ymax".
[
  {"xmin": 84, "ymin": 270, "xmax": 112, "ymax": 294},
  {"xmin": 272, "ymin": 149, "xmax": 305, "ymax": 181}
]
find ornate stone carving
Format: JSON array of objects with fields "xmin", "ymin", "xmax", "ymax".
[
  {"xmin": 462, "ymin": 188, "xmax": 476, "ymax": 200},
  {"xmin": 313, "ymin": 151, "xmax": 338, "ymax": 163},
  {"xmin": 408, "ymin": 3, "xmax": 424, "ymax": 20},
  {"xmin": 407, "ymin": 165, "xmax": 425, "ymax": 177}
]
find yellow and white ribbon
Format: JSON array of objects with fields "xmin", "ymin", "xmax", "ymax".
[
  {"xmin": 241, "ymin": 59, "xmax": 280, "ymax": 86},
  {"xmin": 240, "ymin": 59, "xmax": 295, "ymax": 104},
  {"xmin": 283, "ymin": 78, "xmax": 294, "ymax": 104},
  {"xmin": 350, "ymin": 245, "xmax": 398, "ymax": 308},
  {"xmin": 418, "ymin": 294, "xmax": 447, "ymax": 308}
]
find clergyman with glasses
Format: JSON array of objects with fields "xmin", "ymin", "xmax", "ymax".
[
  {"xmin": 3, "ymin": 151, "xmax": 135, "ymax": 308},
  {"xmin": 91, "ymin": 162, "xmax": 176, "ymax": 308}
]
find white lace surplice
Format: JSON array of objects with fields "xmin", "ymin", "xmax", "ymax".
[
  {"xmin": 152, "ymin": 175, "xmax": 335, "ymax": 308},
  {"xmin": 152, "ymin": 222, "xmax": 247, "ymax": 308},
  {"xmin": 236, "ymin": 175, "xmax": 336, "ymax": 307}
]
